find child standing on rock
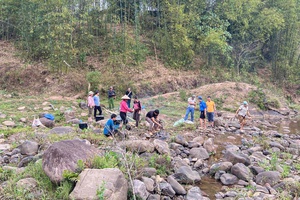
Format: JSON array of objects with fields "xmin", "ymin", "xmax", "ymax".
[
  {"xmin": 235, "ymin": 101, "xmax": 252, "ymax": 131},
  {"xmin": 132, "ymin": 96, "xmax": 142, "ymax": 127}
]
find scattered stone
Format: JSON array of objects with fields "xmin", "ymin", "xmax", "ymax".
[
  {"xmin": 147, "ymin": 194, "xmax": 160, "ymax": 200},
  {"xmin": 81, "ymin": 113, "xmax": 88, "ymax": 117},
  {"xmin": 256, "ymin": 171, "xmax": 281, "ymax": 186},
  {"xmin": 49, "ymin": 126, "xmax": 73, "ymax": 134},
  {"xmin": 140, "ymin": 168, "xmax": 157, "ymax": 177},
  {"xmin": 220, "ymin": 173, "xmax": 238, "ymax": 185},
  {"xmin": 175, "ymin": 135, "xmax": 188, "ymax": 146},
  {"xmin": 42, "ymin": 139, "xmax": 100, "ymax": 183},
  {"xmin": 2, "ymin": 166, "xmax": 25, "ymax": 174},
  {"xmin": 43, "ymin": 107, "xmax": 52, "ymax": 111},
  {"xmin": 16, "ymin": 178, "xmax": 37, "ymax": 191},
  {"xmin": 153, "ymin": 139, "xmax": 170, "ymax": 155},
  {"xmin": 19, "ymin": 141, "xmax": 39, "ymax": 156},
  {"xmin": 189, "ymin": 147, "xmax": 209, "ymax": 160},
  {"xmin": 133, "ymin": 179, "xmax": 150, "ymax": 200},
  {"xmin": 17, "ymin": 106, "xmax": 26, "ymax": 111},
  {"xmin": 231, "ymin": 163, "xmax": 253, "ymax": 181},
  {"xmin": 203, "ymin": 138, "xmax": 216, "ymax": 153},
  {"xmin": 167, "ymin": 175, "xmax": 186, "ymax": 195},
  {"xmin": 70, "ymin": 168, "xmax": 128, "ymax": 200},
  {"xmin": 39, "ymin": 117, "xmax": 55, "ymax": 128},
  {"xmin": 224, "ymin": 150, "xmax": 251, "ymax": 166},
  {"xmin": 2, "ymin": 121, "xmax": 16, "ymax": 127},
  {"xmin": 119, "ymin": 140, "xmax": 155, "ymax": 153},
  {"xmin": 0, "ymin": 114, "xmax": 6, "ymax": 118},
  {"xmin": 209, "ymin": 162, "xmax": 233, "ymax": 175},
  {"xmin": 0, "ymin": 144, "xmax": 11, "ymax": 151},
  {"xmin": 20, "ymin": 118, "xmax": 27, "ymax": 123},
  {"xmin": 173, "ymin": 166, "xmax": 201, "ymax": 184},
  {"xmin": 159, "ymin": 181, "xmax": 176, "ymax": 197},
  {"xmin": 186, "ymin": 187, "xmax": 203, "ymax": 200},
  {"xmin": 141, "ymin": 177, "xmax": 154, "ymax": 192}
]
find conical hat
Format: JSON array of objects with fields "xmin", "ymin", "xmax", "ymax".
[{"xmin": 121, "ymin": 95, "xmax": 130, "ymax": 100}]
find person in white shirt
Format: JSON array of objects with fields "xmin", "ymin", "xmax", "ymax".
[
  {"xmin": 184, "ymin": 95, "xmax": 196, "ymax": 122},
  {"xmin": 235, "ymin": 101, "xmax": 252, "ymax": 131}
]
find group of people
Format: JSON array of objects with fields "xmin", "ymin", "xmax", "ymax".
[
  {"xmin": 184, "ymin": 95, "xmax": 251, "ymax": 130},
  {"xmin": 87, "ymin": 87, "xmax": 162, "ymax": 139},
  {"xmin": 88, "ymin": 88, "xmax": 252, "ymax": 139}
]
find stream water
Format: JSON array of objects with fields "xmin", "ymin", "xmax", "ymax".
[{"xmin": 198, "ymin": 119, "xmax": 300, "ymax": 200}]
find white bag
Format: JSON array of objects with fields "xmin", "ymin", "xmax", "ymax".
[{"xmin": 32, "ymin": 116, "xmax": 43, "ymax": 127}]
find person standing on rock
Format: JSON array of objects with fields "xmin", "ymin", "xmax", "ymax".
[
  {"xmin": 108, "ymin": 86, "xmax": 116, "ymax": 110},
  {"xmin": 235, "ymin": 101, "xmax": 252, "ymax": 131},
  {"xmin": 198, "ymin": 96, "xmax": 207, "ymax": 129},
  {"xmin": 146, "ymin": 109, "xmax": 162, "ymax": 134},
  {"xmin": 184, "ymin": 95, "xmax": 196, "ymax": 123},
  {"xmin": 132, "ymin": 96, "xmax": 142, "ymax": 127},
  {"xmin": 120, "ymin": 95, "xmax": 134, "ymax": 125},
  {"xmin": 206, "ymin": 96, "xmax": 216, "ymax": 127},
  {"xmin": 87, "ymin": 91, "xmax": 95, "ymax": 122},
  {"xmin": 125, "ymin": 88, "xmax": 133, "ymax": 108},
  {"xmin": 93, "ymin": 91, "xmax": 102, "ymax": 119}
]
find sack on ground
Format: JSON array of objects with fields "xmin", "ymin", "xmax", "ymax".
[
  {"xmin": 44, "ymin": 113, "xmax": 55, "ymax": 121},
  {"xmin": 173, "ymin": 118, "xmax": 185, "ymax": 127}
]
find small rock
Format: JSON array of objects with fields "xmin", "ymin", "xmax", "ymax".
[
  {"xmin": 19, "ymin": 141, "xmax": 39, "ymax": 156},
  {"xmin": 17, "ymin": 106, "xmax": 26, "ymax": 111},
  {"xmin": 133, "ymin": 179, "xmax": 150, "ymax": 200},
  {"xmin": 186, "ymin": 187, "xmax": 203, "ymax": 200},
  {"xmin": 220, "ymin": 173, "xmax": 238, "ymax": 185},
  {"xmin": 0, "ymin": 144, "xmax": 11, "ymax": 151},
  {"xmin": 2, "ymin": 121, "xmax": 16, "ymax": 127},
  {"xmin": 16, "ymin": 178, "xmax": 37, "ymax": 191}
]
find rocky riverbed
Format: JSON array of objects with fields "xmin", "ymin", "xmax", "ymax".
[{"xmin": 0, "ymin": 92, "xmax": 299, "ymax": 200}]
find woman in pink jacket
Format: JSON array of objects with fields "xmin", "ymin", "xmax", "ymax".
[
  {"xmin": 87, "ymin": 91, "xmax": 95, "ymax": 122},
  {"xmin": 119, "ymin": 95, "xmax": 133, "ymax": 125}
]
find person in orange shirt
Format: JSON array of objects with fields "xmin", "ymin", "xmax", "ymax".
[{"xmin": 206, "ymin": 96, "xmax": 216, "ymax": 127}]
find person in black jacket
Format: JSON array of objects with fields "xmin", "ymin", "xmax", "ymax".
[{"xmin": 146, "ymin": 109, "xmax": 162, "ymax": 133}]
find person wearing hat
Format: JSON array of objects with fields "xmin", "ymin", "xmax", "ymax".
[
  {"xmin": 146, "ymin": 109, "xmax": 161, "ymax": 133},
  {"xmin": 235, "ymin": 101, "xmax": 252, "ymax": 131},
  {"xmin": 184, "ymin": 95, "xmax": 196, "ymax": 122},
  {"xmin": 206, "ymin": 96, "xmax": 216, "ymax": 127},
  {"xmin": 198, "ymin": 96, "xmax": 207, "ymax": 129},
  {"xmin": 87, "ymin": 91, "xmax": 95, "ymax": 122},
  {"xmin": 120, "ymin": 95, "xmax": 134, "ymax": 125},
  {"xmin": 108, "ymin": 86, "xmax": 116, "ymax": 110},
  {"xmin": 93, "ymin": 91, "xmax": 102, "ymax": 119}
]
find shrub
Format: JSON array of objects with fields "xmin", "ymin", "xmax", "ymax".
[
  {"xmin": 248, "ymin": 89, "xmax": 266, "ymax": 110},
  {"xmin": 86, "ymin": 71, "xmax": 102, "ymax": 91}
]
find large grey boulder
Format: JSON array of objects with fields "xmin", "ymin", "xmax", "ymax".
[
  {"xmin": 119, "ymin": 140, "xmax": 155, "ymax": 153},
  {"xmin": 256, "ymin": 171, "xmax": 281, "ymax": 186},
  {"xmin": 70, "ymin": 168, "xmax": 128, "ymax": 200},
  {"xmin": 153, "ymin": 139, "xmax": 170, "ymax": 155},
  {"xmin": 173, "ymin": 166, "xmax": 201, "ymax": 184},
  {"xmin": 231, "ymin": 163, "xmax": 253, "ymax": 181},
  {"xmin": 133, "ymin": 179, "xmax": 150, "ymax": 200},
  {"xmin": 189, "ymin": 148, "xmax": 209, "ymax": 160},
  {"xmin": 42, "ymin": 139, "xmax": 100, "ymax": 183},
  {"xmin": 186, "ymin": 187, "xmax": 203, "ymax": 200},
  {"xmin": 224, "ymin": 150, "xmax": 251, "ymax": 166},
  {"xmin": 19, "ymin": 141, "xmax": 39, "ymax": 156}
]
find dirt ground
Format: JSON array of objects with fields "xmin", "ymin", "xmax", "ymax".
[{"xmin": 0, "ymin": 40, "xmax": 299, "ymax": 106}]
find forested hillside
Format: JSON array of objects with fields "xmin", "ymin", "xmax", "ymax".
[{"xmin": 0, "ymin": 0, "xmax": 299, "ymax": 88}]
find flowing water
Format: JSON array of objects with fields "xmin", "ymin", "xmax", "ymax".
[
  {"xmin": 275, "ymin": 119, "xmax": 300, "ymax": 135},
  {"xmin": 198, "ymin": 133, "xmax": 245, "ymax": 199}
]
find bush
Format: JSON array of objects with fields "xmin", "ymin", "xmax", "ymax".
[
  {"xmin": 248, "ymin": 89, "xmax": 266, "ymax": 110},
  {"xmin": 91, "ymin": 152, "xmax": 120, "ymax": 169},
  {"xmin": 149, "ymin": 154, "xmax": 172, "ymax": 176},
  {"xmin": 86, "ymin": 71, "xmax": 102, "ymax": 91}
]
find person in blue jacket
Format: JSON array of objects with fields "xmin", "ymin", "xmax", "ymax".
[
  {"xmin": 198, "ymin": 96, "xmax": 207, "ymax": 129},
  {"xmin": 103, "ymin": 114, "xmax": 121, "ymax": 139}
]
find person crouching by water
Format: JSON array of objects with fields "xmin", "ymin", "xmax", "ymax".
[
  {"xmin": 146, "ymin": 109, "xmax": 162, "ymax": 134},
  {"xmin": 235, "ymin": 101, "xmax": 252, "ymax": 131},
  {"xmin": 103, "ymin": 114, "xmax": 121, "ymax": 139},
  {"xmin": 133, "ymin": 96, "xmax": 142, "ymax": 127},
  {"xmin": 87, "ymin": 91, "xmax": 95, "ymax": 122},
  {"xmin": 120, "ymin": 95, "xmax": 134, "ymax": 125}
]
